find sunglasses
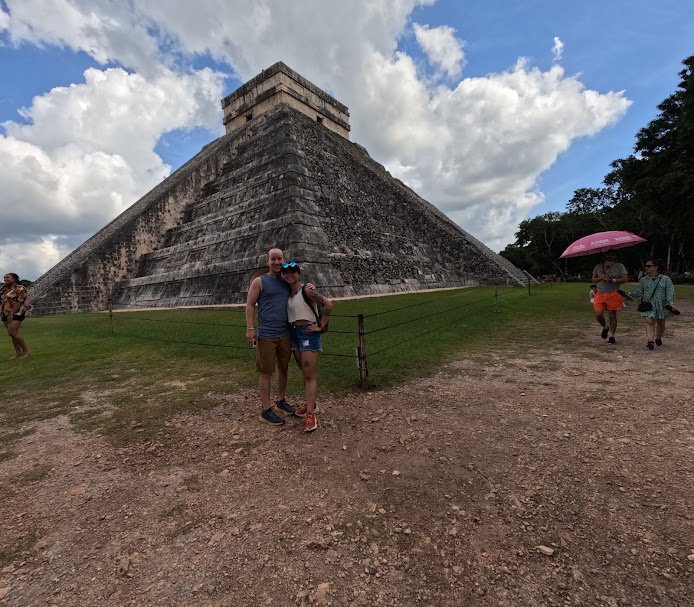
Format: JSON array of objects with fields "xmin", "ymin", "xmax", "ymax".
[{"xmin": 282, "ymin": 261, "xmax": 299, "ymax": 270}]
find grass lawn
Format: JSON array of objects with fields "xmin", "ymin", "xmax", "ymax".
[{"xmin": 1, "ymin": 282, "xmax": 691, "ymax": 448}]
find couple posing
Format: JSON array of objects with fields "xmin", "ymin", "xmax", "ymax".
[{"xmin": 245, "ymin": 248, "xmax": 332, "ymax": 433}]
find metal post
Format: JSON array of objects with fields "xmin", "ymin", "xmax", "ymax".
[
  {"xmin": 357, "ymin": 314, "xmax": 368, "ymax": 389},
  {"xmin": 108, "ymin": 297, "xmax": 114, "ymax": 335}
]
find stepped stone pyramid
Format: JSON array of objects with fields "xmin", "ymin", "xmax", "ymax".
[{"xmin": 29, "ymin": 62, "xmax": 530, "ymax": 314}]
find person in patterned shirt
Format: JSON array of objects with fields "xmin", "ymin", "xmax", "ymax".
[
  {"xmin": 629, "ymin": 259, "xmax": 679, "ymax": 350},
  {"xmin": 1, "ymin": 272, "xmax": 30, "ymax": 358}
]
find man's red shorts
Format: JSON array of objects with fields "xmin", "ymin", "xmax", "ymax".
[{"xmin": 594, "ymin": 290, "xmax": 623, "ymax": 311}]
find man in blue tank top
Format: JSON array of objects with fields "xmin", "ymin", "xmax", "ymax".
[{"xmin": 245, "ymin": 248, "xmax": 297, "ymax": 425}]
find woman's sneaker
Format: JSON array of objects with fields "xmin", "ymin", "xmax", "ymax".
[
  {"xmin": 303, "ymin": 412, "xmax": 318, "ymax": 433},
  {"xmin": 646, "ymin": 341, "xmax": 655, "ymax": 350},
  {"xmin": 655, "ymin": 338, "xmax": 663, "ymax": 346},
  {"xmin": 295, "ymin": 404, "xmax": 320, "ymax": 418}
]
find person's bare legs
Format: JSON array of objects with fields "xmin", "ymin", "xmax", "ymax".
[
  {"xmin": 276, "ymin": 364, "xmax": 288, "ymax": 402},
  {"xmin": 259, "ymin": 373, "xmax": 273, "ymax": 409},
  {"xmin": 293, "ymin": 351, "xmax": 304, "ymax": 389},
  {"xmin": 655, "ymin": 319, "xmax": 666, "ymax": 344},
  {"xmin": 1, "ymin": 320, "xmax": 12, "ymax": 357},
  {"xmin": 595, "ymin": 310, "xmax": 607, "ymax": 329},
  {"xmin": 300, "ymin": 351, "xmax": 319, "ymax": 413},
  {"xmin": 644, "ymin": 318, "xmax": 656, "ymax": 343},
  {"xmin": 6, "ymin": 320, "xmax": 28, "ymax": 358},
  {"xmin": 607, "ymin": 310, "xmax": 618, "ymax": 335}
]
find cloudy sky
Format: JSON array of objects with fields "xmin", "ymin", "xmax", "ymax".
[{"xmin": 1, "ymin": 1, "xmax": 692, "ymax": 280}]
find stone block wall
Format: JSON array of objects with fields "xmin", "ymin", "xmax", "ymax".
[{"xmin": 28, "ymin": 135, "xmax": 237, "ymax": 314}]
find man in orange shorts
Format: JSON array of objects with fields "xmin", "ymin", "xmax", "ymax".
[{"xmin": 591, "ymin": 250, "xmax": 629, "ymax": 344}]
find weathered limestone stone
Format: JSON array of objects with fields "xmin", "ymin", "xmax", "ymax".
[
  {"xmin": 223, "ymin": 62, "xmax": 350, "ymax": 139},
  {"xmin": 29, "ymin": 64, "xmax": 530, "ymax": 314}
]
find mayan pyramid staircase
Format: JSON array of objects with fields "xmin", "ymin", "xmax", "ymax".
[{"xmin": 30, "ymin": 63, "xmax": 533, "ymax": 314}]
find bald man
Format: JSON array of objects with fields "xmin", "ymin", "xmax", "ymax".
[{"xmin": 245, "ymin": 247, "xmax": 296, "ymax": 425}]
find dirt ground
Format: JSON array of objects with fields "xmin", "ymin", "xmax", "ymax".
[{"xmin": 1, "ymin": 305, "xmax": 693, "ymax": 607}]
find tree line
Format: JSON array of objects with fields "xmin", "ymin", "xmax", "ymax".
[{"xmin": 500, "ymin": 56, "xmax": 694, "ymax": 281}]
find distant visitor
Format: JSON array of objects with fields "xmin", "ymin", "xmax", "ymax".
[{"xmin": 1, "ymin": 273, "xmax": 30, "ymax": 359}]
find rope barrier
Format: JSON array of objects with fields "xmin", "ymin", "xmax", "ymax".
[
  {"xmin": 364, "ymin": 294, "xmax": 495, "ymax": 334},
  {"xmin": 115, "ymin": 315, "xmax": 359, "ymax": 335},
  {"xmin": 116, "ymin": 316, "xmax": 248, "ymax": 328},
  {"xmin": 368, "ymin": 298, "xmax": 494, "ymax": 357},
  {"xmin": 113, "ymin": 332, "xmax": 255, "ymax": 350},
  {"xmin": 36, "ymin": 283, "xmax": 542, "ymax": 384},
  {"xmin": 366, "ymin": 288, "xmax": 532, "ymax": 357},
  {"xmin": 359, "ymin": 291, "xmax": 476, "ymax": 318}
]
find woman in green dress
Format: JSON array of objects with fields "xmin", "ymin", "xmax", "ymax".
[{"xmin": 630, "ymin": 259, "xmax": 679, "ymax": 350}]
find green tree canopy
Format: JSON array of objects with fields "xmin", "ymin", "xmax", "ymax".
[{"xmin": 501, "ymin": 56, "xmax": 694, "ymax": 278}]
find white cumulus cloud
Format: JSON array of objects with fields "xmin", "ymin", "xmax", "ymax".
[
  {"xmin": 2, "ymin": 0, "xmax": 164, "ymax": 76},
  {"xmin": 0, "ymin": 0, "xmax": 631, "ymax": 278},
  {"xmin": 0, "ymin": 66, "xmax": 224, "ymax": 275},
  {"xmin": 413, "ymin": 23, "xmax": 465, "ymax": 78},
  {"xmin": 0, "ymin": 236, "xmax": 68, "ymax": 281},
  {"xmin": 0, "ymin": 8, "xmax": 10, "ymax": 31}
]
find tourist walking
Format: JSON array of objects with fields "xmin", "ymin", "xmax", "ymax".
[
  {"xmin": 1, "ymin": 273, "xmax": 30, "ymax": 359},
  {"xmin": 245, "ymin": 248, "xmax": 297, "ymax": 425},
  {"xmin": 281, "ymin": 261, "xmax": 332, "ymax": 433},
  {"xmin": 591, "ymin": 250, "xmax": 629, "ymax": 344},
  {"xmin": 629, "ymin": 259, "xmax": 679, "ymax": 350}
]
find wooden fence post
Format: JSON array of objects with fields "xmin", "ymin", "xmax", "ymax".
[{"xmin": 357, "ymin": 314, "xmax": 368, "ymax": 388}]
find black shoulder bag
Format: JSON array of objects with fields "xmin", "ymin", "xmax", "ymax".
[
  {"xmin": 637, "ymin": 276, "xmax": 661, "ymax": 312},
  {"xmin": 301, "ymin": 286, "xmax": 329, "ymax": 333}
]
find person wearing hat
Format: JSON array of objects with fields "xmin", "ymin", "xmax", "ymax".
[
  {"xmin": 245, "ymin": 248, "xmax": 297, "ymax": 425},
  {"xmin": 281, "ymin": 261, "xmax": 332, "ymax": 433},
  {"xmin": 591, "ymin": 250, "xmax": 629, "ymax": 344}
]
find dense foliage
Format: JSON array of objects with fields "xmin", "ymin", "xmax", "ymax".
[{"xmin": 501, "ymin": 56, "xmax": 694, "ymax": 279}]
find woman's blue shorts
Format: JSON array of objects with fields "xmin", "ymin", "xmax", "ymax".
[{"xmin": 291, "ymin": 324, "xmax": 322, "ymax": 352}]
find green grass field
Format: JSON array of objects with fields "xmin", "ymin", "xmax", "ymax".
[{"xmin": 1, "ymin": 282, "xmax": 690, "ymax": 449}]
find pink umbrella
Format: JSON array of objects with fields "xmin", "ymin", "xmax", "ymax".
[{"xmin": 560, "ymin": 230, "xmax": 646, "ymax": 259}]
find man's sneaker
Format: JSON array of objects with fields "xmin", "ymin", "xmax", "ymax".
[
  {"xmin": 608, "ymin": 336, "xmax": 616, "ymax": 344},
  {"xmin": 601, "ymin": 327, "xmax": 609, "ymax": 339},
  {"xmin": 655, "ymin": 338, "xmax": 663, "ymax": 347},
  {"xmin": 260, "ymin": 408, "xmax": 286, "ymax": 426},
  {"xmin": 303, "ymin": 412, "xmax": 318, "ymax": 433},
  {"xmin": 647, "ymin": 341, "xmax": 655, "ymax": 350},
  {"xmin": 274, "ymin": 399, "xmax": 296, "ymax": 416},
  {"xmin": 294, "ymin": 404, "xmax": 320, "ymax": 418}
]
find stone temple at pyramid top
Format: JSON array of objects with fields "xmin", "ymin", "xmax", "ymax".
[{"xmin": 221, "ymin": 62, "xmax": 351, "ymax": 139}]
